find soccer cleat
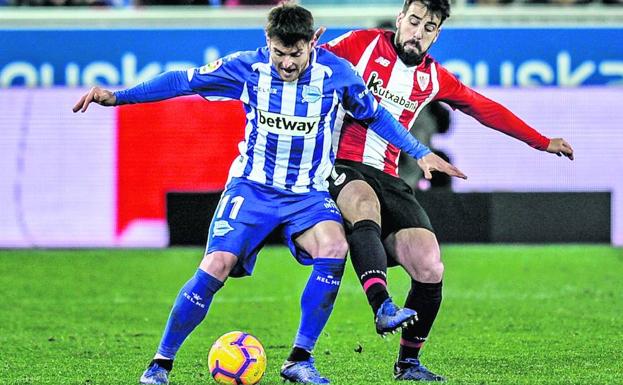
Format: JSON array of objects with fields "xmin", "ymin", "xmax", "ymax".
[
  {"xmin": 394, "ymin": 358, "xmax": 445, "ymax": 381},
  {"xmin": 280, "ymin": 357, "xmax": 330, "ymax": 384},
  {"xmin": 375, "ymin": 298, "xmax": 418, "ymax": 336},
  {"xmin": 139, "ymin": 361, "xmax": 170, "ymax": 385}
]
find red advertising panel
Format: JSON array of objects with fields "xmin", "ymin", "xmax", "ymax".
[{"xmin": 116, "ymin": 98, "xmax": 245, "ymax": 236}]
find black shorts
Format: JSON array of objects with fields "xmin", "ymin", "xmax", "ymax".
[{"xmin": 328, "ymin": 159, "xmax": 435, "ymax": 241}]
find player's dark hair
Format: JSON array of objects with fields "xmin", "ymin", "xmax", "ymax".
[
  {"xmin": 402, "ymin": 0, "xmax": 450, "ymax": 25},
  {"xmin": 266, "ymin": 2, "xmax": 315, "ymax": 46}
]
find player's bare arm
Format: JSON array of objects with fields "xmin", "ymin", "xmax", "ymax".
[
  {"xmin": 72, "ymin": 86, "xmax": 116, "ymax": 113},
  {"xmin": 417, "ymin": 152, "xmax": 467, "ymax": 180},
  {"xmin": 547, "ymin": 138, "xmax": 574, "ymax": 160}
]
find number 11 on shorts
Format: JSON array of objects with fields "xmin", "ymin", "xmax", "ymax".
[{"xmin": 216, "ymin": 195, "xmax": 245, "ymax": 220}]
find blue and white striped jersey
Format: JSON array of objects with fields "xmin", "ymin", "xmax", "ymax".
[
  {"xmin": 115, "ymin": 46, "xmax": 430, "ymax": 193},
  {"xmin": 187, "ymin": 47, "xmax": 384, "ymax": 193}
]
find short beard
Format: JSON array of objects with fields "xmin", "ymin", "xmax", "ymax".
[
  {"xmin": 394, "ymin": 34, "xmax": 425, "ymax": 66},
  {"xmin": 396, "ymin": 46, "xmax": 423, "ymax": 66},
  {"xmin": 396, "ymin": 45, "xmax": 426, "ymax": 66}
]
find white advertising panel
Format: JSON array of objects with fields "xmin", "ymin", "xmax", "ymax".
[
  {"xmin": 0, "ymin": 89, "xmax": 117, "ymax": 247},
  {"xmin": 434, "ymin": 87, "xmax": 623, "ymax": 245}
]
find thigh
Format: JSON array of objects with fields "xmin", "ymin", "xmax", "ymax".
[
  {"xmin": 384, "ymin": 227, "xmax": 441, "ymax": 280},
  {"xmin": 294, "ymin": 220, "xmax": 347, "ymax": 259},
  {"xmin": 379, "ymin": 179, "xmax": 434, "ymax": 239},
  {"xmin": 329, "ymin": 163, "xmax": 369, "ymax": 201},
  {"xmin": 375, "ymin": 179, "xmax": 435, "ymax": 267},
  {"xmin": 329, "ymin": 163, "xmax": 382, "ymax": 226},
  {"xmin": 206, "ymin": 178, "xmax": 280, "ymax": 277},
  {"xmin": 280, "ymin": 190, "xmax": 345, "ymax": 263}
]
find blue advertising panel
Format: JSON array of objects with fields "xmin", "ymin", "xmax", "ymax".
[
  {"xmin": 1, "ymin": 27, "xmax": 621, "ymax": 87},
  {"xmin": 430, "ymin": 28, "xmax": 623, "ymax": 87}
]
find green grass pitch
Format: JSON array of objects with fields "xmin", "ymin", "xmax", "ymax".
[{"xmin": 1, "ymin": 245, "xmax": 621, "ymax": 385}]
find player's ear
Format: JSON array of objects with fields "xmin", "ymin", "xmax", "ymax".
[
  {"xmin": 433, "ymin": 27, "xmax": 441, "ymax": 43},
  {"xmin": 396, "ymin": 12, "xmax": 404, "ymax": 29},
  {"xmin": 265, "ymin": 33, "xmax": 271, "ymax": 48}
]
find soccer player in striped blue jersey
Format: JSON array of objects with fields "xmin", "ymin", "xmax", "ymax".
[{"xmin": 73, "ymin": 3, "xmax": 465, "ymax": 384}]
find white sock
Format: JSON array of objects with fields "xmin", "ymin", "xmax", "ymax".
[{"xmin": 154, "ymin": 353, "xmax": 172, "ymax": 360}]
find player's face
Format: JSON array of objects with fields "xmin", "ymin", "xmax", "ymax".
[
  {"xmin": 267, "ymin": 37, "xmax": 313, "ymax": 82},
  {"xmin": 395, "ymin": 1, "xmax": 442, "ymax": 66}
]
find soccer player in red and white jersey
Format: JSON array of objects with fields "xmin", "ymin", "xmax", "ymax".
[{"xmin": 321, "ymin": 0, "xmax": 574, "ymax": 380}]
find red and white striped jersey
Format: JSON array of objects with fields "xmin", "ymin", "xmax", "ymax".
[{"xmin": 323, "ymin": 29, "xmax": 550, "ymax": 177}]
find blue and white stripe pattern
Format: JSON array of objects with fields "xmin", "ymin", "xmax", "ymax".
[{"xmin": 186, "ymin": 47, "xmax": 377, "ymax": 193}]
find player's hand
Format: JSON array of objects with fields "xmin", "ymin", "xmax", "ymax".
[
  {"xmin": 417, "ymin": 152, "xmax": 467, "ymax": 180},
  {"xmin": 72, "ymin": 86, "xmax": 116, "ymax": 113},
  {"xmin": 311, "ymin": 26, "xmax": 326, "ymax": 48},
  {"xmin": 546, "ymin": 138, "xmax": 574, "ymax": 160}
]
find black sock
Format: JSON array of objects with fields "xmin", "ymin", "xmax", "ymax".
[
  {"xmin": 399, "ymin": 280, "xmax": 442, "ymax": 361},
  {"xmin": 152, "ymin": 358, "xmax": 173, "ymax": 371},
  {"xmin": 348, "ymin": 220, "xmax": 389, "ymax": 314},
  {"xmin": 397, "ymin": 344, "xmax": 422, "ymax": 365},
  {"xmin": 287, "ymin": 346, "xmax": 311, "ymax": 362}
]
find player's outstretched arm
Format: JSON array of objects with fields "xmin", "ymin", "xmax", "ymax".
[
  {"xmin": 417, "ymin": 153, "xmax": 467, "ymax": 180},
  {"xmin": 73, "ymin": 71, "xmax": 194, "ymax": 114},
  {"xmin": 546, "ymin": 138, "xmax": 574, "ymax": 160},
  {"xmin": 72, "ymin": 86, "xmax": 116, "ymax": 113}
]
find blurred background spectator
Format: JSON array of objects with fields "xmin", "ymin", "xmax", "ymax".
[
  {"xmin": 222, "ymin": 0, "xmax": 280, "ymax": 5},
  {"xmin": 9, "ymin": 0, "xmax": 127, "ymax": 5},
  {"xmin": 3, "ymin": 0, "xmax": 281, "ymax": 5},
  {"xmin": 2, "ymin": 0, "xmax": 621, "ymax": 6},
  {"xmin": 399, "ymin": 102, "xmax": 453, "ymax": 191},
  {"xmin": 136, "ymin": 0, "xmax": 214, "ymax": 4}
]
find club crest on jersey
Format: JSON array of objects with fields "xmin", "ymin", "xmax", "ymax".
[
  {"xmin": 199, "ymin": 59, "xmax": 223, "ymax": 74},
  {"xmin": 257, "ymin": 109, "xmax": 320, "ymax": 136},
  {"xmin": 366, "ymin": 72, "xmax": 418, "ymax": 112},
  {"xmin": 416, "ymin": 71, "xmax": 430, "ymax": 91},
  {"xmin": 302, "ymin": 85, "xmax": 322, "ymax": 103}
]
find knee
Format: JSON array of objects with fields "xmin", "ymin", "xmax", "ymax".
[
  {"xmin": 338, "ymin": 181, "xmax": 381, "ymax": 223},
  {"xmin": 399, "ymin": 239, "xmax": 443, "ymax": 282},
  {"xmin": 355, "ymin": 196, "xmax": 381, "ymax": 219},
  {"xmin": 318, "ymin": 237, "xmax": 349, "ymax": 260},
  {"xmin": 200, "ymin": 251, "xmax": 237, "ymax": 279},
  {"xmin": 419, "ymin": 260, "xmax": 444, "ymax": 283}
]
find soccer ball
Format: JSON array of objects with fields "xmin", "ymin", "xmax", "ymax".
[{"xmin": 207, "ymin": 331, "xmax": 267, "ymax": 385}]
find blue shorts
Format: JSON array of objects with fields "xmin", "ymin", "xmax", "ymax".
[{"xmin": 205, "ymin": 178, "xmax": 343, "ymax": 277}]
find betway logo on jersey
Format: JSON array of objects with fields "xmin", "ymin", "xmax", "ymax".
[
  {"xmin": 257, "ymin": 109, "xmax": 319, "ymax": 136},
  {"xmin": 366, "ymin": 72, "xmax": 418, "ymax": 112}
]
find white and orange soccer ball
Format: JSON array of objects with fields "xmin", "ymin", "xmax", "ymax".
[{"xmin": 207, "ymin": 331, "xmax": 267, "ymax": 385}]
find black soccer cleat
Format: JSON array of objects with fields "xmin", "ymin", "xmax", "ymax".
[{"xmin": 394, "ymin": 358, "xmax": 445, "ymax": 381}]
